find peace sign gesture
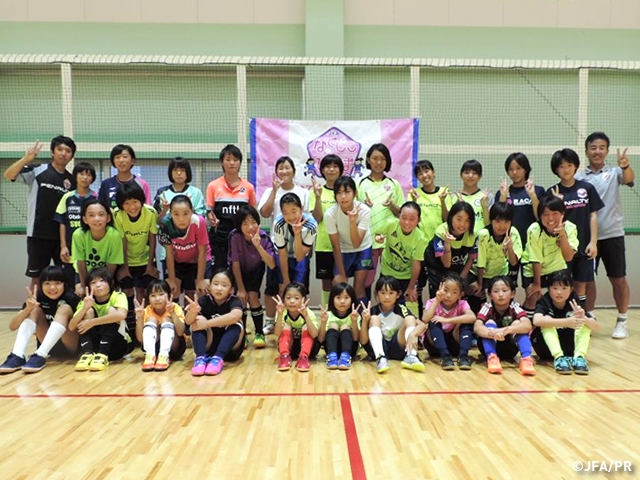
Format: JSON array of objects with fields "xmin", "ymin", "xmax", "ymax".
[
  {"xmin": 184, "ymin": 293, "xmax": 201, "ymax": 315},
  {"xmin": 250, "ymin": 230, "xmax": 262, "ymax": 248},
  {"xmin": 350, "ymin": 303, "xmax": 360, "ymax": 323},
  {"xmin": 24, "ymin": 140, "xmax": 43, "ymax": 163},
  {"xmin": 347, "ymin": 206, "xmax": 360, "ymax": 223},
  {"xmin": 382, "ymin": 193, "xmax": 394, "ymax": 208},
  {"xmin": 134, "ymin": 298, "xmax": 146, "ymax": 321},
  {"xmin": 363, "ymin": 192, "xmax": 374, "ymax": 208},
  {"xmin": 502, "ymin": 228, "xmax": 512, "ymax": 253},
  {"xmin": 24, "ymin": 285, "xmax": 40, "ymax": 313},
  {"xmin": 272, "ymin": 173, "xmax": 283, "ymax": 191},
  {"xmin": 617, "ymin": 148, "xmax": 630, "ymax": 169},
  {"xmin": 319, "ymin": 304, "xmax": 329, "ymax": 323},
  {"xmin": 438, "ymin": 186, "xmax": 450, "ymax": 201},
  {"xmin": 409, "ymin": 188, "xmax": 419, "ymax": 201},
  {"xmin": 480, "ymin": 188, "xmax": 491, "ymax": 209},
  {"xmin": 273, "ymin": 294, "xmax": 285, "ymax": 315},
  {"xmin": 499, "ymin": 178, "xmax": 509, "ymax": 201},
  {"xmin": 311, "ymin": 176, "xmax": 323, "ymax": 197},
  {"xmin": 83, "ymin": 286, "xmax": 96, "ymax": 310},
  {"xmin": 524, "ymin": 178, "xmax": 536, "ymax": 197},
  {"xmin": 298, "ymin": 297, "xmax": 311, "ymax": 316},
  {"xmin": 551, "ymin": 185, "xmax": 563, "ymax": 200},
  {"xmin": 359, "ymin": 300, "xmax": 371, "ymax": 323}
]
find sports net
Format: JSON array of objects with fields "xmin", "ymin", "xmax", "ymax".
[{"xmin": 1, "ymin": 56, "xmax": 639, "ymax": 232}]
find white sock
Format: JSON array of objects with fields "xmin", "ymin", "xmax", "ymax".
[
  {"xmin": 368, "ymin": 326, "xmax": 385, "ymax": 359},
  {"xmin": 404, "ymin": 325, "xmax": 417, "ymax": 356},
  {"xmin": 617, "ymin": 313, "xmax": 628, "ymax": 322},
  {"xmin": 265, "ymin": 316, "xmax": 275, "ymax": 324},
  {"xmin": 142, "ymin": 322, "xmax": 158, "ymax": 355},
  {"xmin": 159, "ymin": 323, "xmax": 175, "ymax": 356},
  {"xmin": 587, "ymin": 311, "xmax": 596, "ymax": 320},
  {"xmin": 35, "ymin": 321, "xmax": 66, "ymax": 358},
  {"xmin": 12, "ymin": 319, "xmax": 36, "ymax": 358}
]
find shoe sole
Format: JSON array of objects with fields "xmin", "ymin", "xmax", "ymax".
[
  {"xmin": 296, "ymin": 367, "xmax": 310, "ymax": 372},
  {"xmin": 277, "ymin": 367, "xmax": 291, "ymax": 371},
  {"xmin": 22, "ymin": 366, "xmax": 45, "ymax": 373},
  {"xmin": 401, "ymin": 362, "xmax": 426, "ymax": 373},
  {"xmin": 573, "ymin": 369, "xmax": 589, "ymax": 375},
  {"xmin": 458, "ymin": 365, "xmax": 472, "ymax": 371},
  {"xmin": 520, "ymin": 370, "xmax": 536, "ymax": 376},
  {"xmin": 0, "ymin": 367, "xmax": 23, "ymax": 374},
  {"xmin": 556, "ymin": 370, "xmax": 572, "ymax": 375},
  {"xmin": 326, "ymin": 365, "xmax": 338, "ymax": 370},
  {"xmin": 488, "ymin": 369, "xmax": 502, "ymax": 374},
  {"xmin": 142, "ymin": 366, "xmax": 155, "ymax": 372},
  {"xmin": 154, "ymin": 366, "xmax": 169, "ymax": 371},
  {"xmin": 191, "ymin": 370, "xmax": 206, "ymax": 376},
  {"xmin": 441, "ymin": 365, "xmax": 455, "ymax": 371},
  {"xmin": 338, "ymin": 365, "xmax": 351, "ymax": 370}
]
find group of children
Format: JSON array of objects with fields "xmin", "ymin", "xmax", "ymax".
[{"xmin": 1, "ymin": 134, "xmax": 633, "ymax": 379}]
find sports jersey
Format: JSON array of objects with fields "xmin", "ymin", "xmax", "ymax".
[
  {"xmin": 98, "ymin": 175, "xmax": 151, "ymax": 211},
  {"xmin": 113, "ymin": 205, "xmax": 158, "ymax": 267},
  {"xmin": 522, "ymin": 221, "xmax": 579, "ymax": 277},
  {"xmin": 54, "ymin": 189, "xmax": 98, "ymax": 254},
  {"xmin": 474, "ymin": 226, "xmax": 523, "ymax": 279},
  {"xmin": 308, "ymin": 185, "xmax": 337, "ymax": 252},
  {"xmin": 409, "ymin": 186, "xmax": 452, "ymax": 243},
  {"xmin": 282, "ymin": 309, "xmax": 319, "ymax": 333},
  {"xmin": 460, "ymin": 189, "xmax": 494, "ymax": 235},
  {"xmin": 375, "ymin": 218, "xmax": 426, "ymax": 280},
  {"xmin": 197, "ymin": 295, "xmax": 245, "ymax": 339},
  {"xmin": 228, "ymin": 228, "xmax": 276, "ymax": 273},
  {"xmin": 423, "ymin": 298, "xmax": 471, "ymax": 333},
  {"xmin": 326, "ymin": 311, "xmax": 360, "ymax": 329},
  {"xmin": 142, "ymin": 303, "xmax": 185, "ymax": 324},
  {"xmin": 546, "ymin": 181, "xmax": 604, "ymax": 252},
  {"xmin": 273, "ymin": 212, "xmax": 317, "ymax": 258},
  {"xmin": 575, "ymin": 165, "xmax": 630, "ymax": 240},
  {"xmin": 477, "ymin": 301, "xmax": 527, "ymax": 328},
  {"xmin": 72, "ymin": 226, "xmax": 124, "ymax": 271},
  {"xmin": 499, "ymin": 184, "xmax": 545, "ymax": 246},
  {"xmin": 357, "ymin": 176, "xmax": 404, "ymax": 249},
  {"xmin": 423, "ymin": 222, "xmax": 477, "ymax": 277},
  {"xmin": 14, "ymin": 163, "xmax": 75, "ymax": 239},
  {"xmin": 77, "ymin": 290, "xmax": 131, "ymax": 341},
  {"xmin": 258, "ymin": 185, "xmax": 310, "ymax": 240},
  {"xmin": 534, "ymin": 291, "xmax": 592, "ymax": 321},
  {"xmin": 205, "ymin": 176, "xmax": 256, "ymax": 240},
  {"xmin": 154, "ymin": 184, "xmax": 206, "ymax": 218},
  {"xmin": 324, "ymin": 201, "xmax": 372, "ymax": 253},
  {"xmin": 28, "ymin": 289, "xmax": 80, "ymax": 323},
  {"xmin": 371, "ymin": 303, "xmax": 412, "ymax": 341},
  {"xmin": 158, "ymin": 214, "xmax": 211, "ymax": 265}
]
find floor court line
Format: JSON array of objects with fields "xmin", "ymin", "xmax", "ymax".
[
  {"xmin": 1, "ymin": 388, "xmax": 639, "ymax": 399},
  {"xmin": 340, "ymin": 393, "xmax": 367, "ymax": 480}
]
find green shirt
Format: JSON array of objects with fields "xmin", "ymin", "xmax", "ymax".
[
  {"xmin": 357, "ymin": 176, "xmax": 404, "ymax": 249},
  {"xmin": 72, "ymin": 226, "xmax": 124, "ymax": 272},
  {"xmin": 460, "ymin": 189, "xmax": 493, "ymax": 235},
  {"xmin": 114, "ymin": 205, "xmax": 158, "ymax": 267},
  {"xmin": 474, "ymin": 226, "xmax": 523, "ymax": 279},
  {"xmin": 77, "ymin": 291, "xmax": 131, "ymax": 342},
  {"xmin": 376, "ymin": 218, "xmax": 426, "ymax": 280},
  {"xmin": 308, "ymin": 186, "xmax": 336, "ymax": 252},
  {"xmin": 522, "ymin": 221, "xmax": 579, "ymax": 277},
  {"xmin": 408, "ymin": 186, "xmax": 452, "ymax": 242},
  {"xmin": 284, "ymin": 308, "xmax": 319, "ymax": 331}
]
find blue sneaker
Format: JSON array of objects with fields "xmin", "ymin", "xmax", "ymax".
[
  {"xmin": 554, "ymin": 356, "xmax": 572, "ymax": 375},
  {"xmin": 573, "ymin": 356, "xmax": 589, "ymax": 375},
  {"xmin": 0, "ymin": 353, "xmax": 26, "ymax": 373},
  {"xmin": 22, "ymin": 354, "xmax": 47, "ymax": 373},
  {"xmin": 326, "ymin": 352, "xmax": 339, "ymax": 370},
  {"xmin": 338, "ymin": 352, "xmax": 352, "ymax": 370}
]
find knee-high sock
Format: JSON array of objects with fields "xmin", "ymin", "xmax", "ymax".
[
  {"xmin": 428, "ymin": 323, "xmax": 450, "ymax": 357},
  {"xmin": 159, "ymin": 323, "xmax": 175, "ymax": 356},
  {"xmin": 340, "ymin": 329, "xmax": 353, "ymax": 355},
  {"xmin": 250, "ymin": 307, "xmax": 264, "ymax": 335},
  {"xmin": 34, "ymin": 321, "xmax": 66, "ymax": 357},
  {"xmin": 142, "ymin": 321, "xmax": 158, "ymax": 354},
  {"xmin": 325, "ymin": 328, "xmax": 339, "ymax": 355},
  {"xmin": 405, "ymin": 301, "xmax": 419, "ymax": 318},
  {"xmin": 541, "ymin": 327, "xmax": 563, "ymax": 359},
  {"xmin": 12, "ymin": 319, "xmax": 36, "ymax": 358},
  {"xmin": 404, "ymin": 325, "xmax": 417, "ymax": 356},
  {"xmin": 278, "ymin": 329, "xmax": 292, "ymax": 355},
  {"xmin": 514, "ymin": 333, "xmax": 532, "ymax": 358},
  {"xmin": 214, "ymin": 324, "xmax": 241, "ymax": 359},
  {"xmin": 321, "ymin": 290, "xmax": 330, "ymax": 308},
  {"xmin": 300, "ymin": 329, "xmax": 313, "ymax": 357},
  {"xmin": 574, "ymin": 325, "xmax": 591, "ymax": 358},
  {"xmin": 482, "ymin": 323, "xmax": 497, "ymax": 356},
  {"xmin": 191, "ymin": 329, "xmax": 208, "ymax": 358},
  {"xmin": 368, "ymin": 326, "xmax": 385, "ymax": 359},
  {"xmin": 458, "ymin": 323, "xmax": 474, "ymax": 356}
]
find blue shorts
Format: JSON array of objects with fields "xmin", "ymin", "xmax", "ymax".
[
  {"xmin": 335, "ymin": 248, "xmax": 373, "ymax": 277},
  {"xmin": 274, "ymin": 255, "xmax": 310, "ymax": 289},
  {"xmin": 567, "ymin": 254, "xmax": 595, "ymax": 282}
]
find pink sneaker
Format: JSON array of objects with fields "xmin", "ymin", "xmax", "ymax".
[
  {"xmin": 191, "ymin": 356, "xmax": 207, "ymax": 376},
  {"xmin": 205, "ymin": 356, "xmax": 224, "ymax": 376}
]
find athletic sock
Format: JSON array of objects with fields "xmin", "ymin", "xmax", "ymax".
[
  {"xmin": 12, "ymin": 319, "xmax": 36, "ymax": 358},
  {"xmin": 159, "ymin": 322, "xmax": 175, "ymax": 356},
  {"xmin": 34, "ymin": 321, "xmax": 66, "ymax": 357}
]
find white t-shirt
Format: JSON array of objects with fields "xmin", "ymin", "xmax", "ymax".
[
  {"xmin": 324, "ymin": 201, "xmax": 372, "ymax": 253},
  {"xmin": 258, "ymin": 185, "xmax": 310, "ymax": 241}
]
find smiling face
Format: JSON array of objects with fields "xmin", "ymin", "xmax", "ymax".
[
  {"xmin": 461, "ymin": 169, "xmax": 481, "ymax": 189},
  {"xmin": 507, "ymin": 160, "xmax": 527, "ymax": 186},
  {"xmin": 276, "ymin": 160, "xmax": 295, "ymax": 184},
  {"xmin": 122, "ymin": 198, "xmax": 142, "ymax": 218},
  {"xmin": 281, "ymin": 203, "xmax": 303, "ymax": 226},
  {"xmin": 540, "ymin": 207, "xmax": 564, "ymax": 234},
  {"xmin": 113, "ymin": 150, "xmax": 135, "ymax": 174},
  {"xmin": 284, "ymin": 288, "xmax": 304, "ymax": 312},
  {"xmin": 491, "ymin": 219, "xmax": 511, "ymax": 237},
  {"xmin": 585, "ymin": 139, "xmax": 609, "ymax": 171},
  {"xmin": 83, "ymin": 203, "xmax": 110, "ymax": 232},
  {"xmin": 416, "ymin": 166, "xmax": 435, "ymax": 190},
  {"xmin": 41, "ymin": 280, "xmax": 65, "ymax": 300},
  {"xmin": 367, "ymin": 149, "xmax": 388, "ymax": 174},
  {"xmin": 322, "ymin": 162, "xmax": 342, "ymax": 185},
  {"xmin": 240, "ymin": 216, "xmax": 259, "ymax": 241},
  {"xmin": 450, "ymin": 210, "xmax": 471, "ymax": 236},
  {"xmin": 399, "ymin": 207, "xmax": 420, "ymax": 234},
  {"xmin": 209, "ymin": 273, "xmax": 233, "ymax": 303}
]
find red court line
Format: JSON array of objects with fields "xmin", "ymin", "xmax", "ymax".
[
  {"xmin": 0, "ymin": 388, "xmax": 639, "ymax": 399},
  {"xmin": 340, "ymin": 394, "xmax": 367, "ymax": 480}
]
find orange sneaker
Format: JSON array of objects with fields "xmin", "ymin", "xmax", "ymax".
[
  {"xmin": 519, "ymin": 356, "xmax": 536, "ymax": 376},
  {"xmin": 141, "ymin": 353, "xmax": 156, "ymax": 372},
  {"xmin": 486, "ymin": 353, "xmax": 503, "ymax": 374}
]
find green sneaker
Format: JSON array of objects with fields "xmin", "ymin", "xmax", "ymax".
[{"xmin": 401, "ymin": 354, "xmax": 425, "ymax": 372}]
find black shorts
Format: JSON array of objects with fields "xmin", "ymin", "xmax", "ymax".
[
  {"xmin": 315, "ymin": 251, "xmax": 336, "ymax": 280},
  {"xmin": 118, "ymin": 265, "xmax": 156, "ymax": 290},
  {"xmin": 38, "ymin": 337, "xmax": 78, "ymax": 357},
  {"xmin": 264, "ymin": 266, "xmax": 280, "ymax": 296},
  {"xmin": 596, "ymin": 236, "xmax": 626, "ymax": 278},
  {"xmin": 477, "ymin": 335, "xmax": 520, "ymax": 360},
  {"xmin": 174, "ymin": 261, "xmax": 213, "ymax": 291},
  {"xmin": 530, "ymin": 327, "xmax": 575, "ymax": 359},
  {"xmin": 26, "ymin": 237, "xmax": 62, "ymax": 278},
  {"xmin": 209, "ymin": 234, "xmax": 230, "ymax": 271},
  {"xmin": 144, "ymin": 335, "xmax": 187, "ymax": 361},
  {"xmin": 362, "ymin": 331, "xmax": 405, "ymax": 361},
  {"xmin": 242, "ymin": 268, "xmax": 265, "ymax": 294},
  {"xmin": 521, "ymin": 269, "xmax": 569, "ymax": 291},
  {"xmin": 567, "ymin": 254, "xmax": 595, "ymax": 282}
]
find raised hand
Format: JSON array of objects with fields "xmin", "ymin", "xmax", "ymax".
[
  {"xmin": 551, "ymin": 185, "xmax": 563, "ymax": 200},
  {"xmin": 382, "ymin": 193, "xmax": 394, "ymax": 208},
  {"xmin": 374, "ymin": 234, "xmax": 386, "ymax": 244},
  {"xmin": 24, "ymin": 140, "xmax": 43, "ymax": 163},
  {"xmin": 319, "ymin": 305, "xmax": 329, "ymax": 323},
  {"xmin": 364, "ymin": 192, "xmax": 373, "ymax": 208},
  {"xmin": 272, "ymin": 173, "xmax": 283, "ymax": 191},
  {"xmin": 25, "ymin": 285, "xmax": 40, "ymax": 313},
  {"xmin": 273, "ymin": 294, "xmax": 285, "ymax": 315},
  {"xmin": 83, "ymin": 286, "xmax": 96, "ymax": 310},
  {"xmin": 347, "ymin": 207, "xmax": 359, "ymax": 223},
  {"xmin": 184, "ymin": 293, "xmax": 201, "ymax": 315},
  {"xmin": 525, "ymin": 178, "xmax": 536, "ymax": 197},
  {"xmin": 311, "ymin": 177, "xmax": 323, "ymax": 197},
  {"xmin": 359, "ymin": 300, "xmax": 371, "ymax": 323},
  {"xmin": 499, "ymin": 178, "xmax": 509, "ymax": 200},
  {"xmin": 134, "ymin": 298, "xmax": 145, "ymax": 321},
  {"xmin": 435, "ymin": 284, "xmax": 446, "ymax": 303},
  {"xmin": 438, "ymin": 186, "xmax": 450, "ymax": 201},
  {"xmin": 444, "ymin": 228, "xmax": 457, "ymax": 243},
  {"xmin": 552, "ymin": 221, "xmax": 566, "ymax": 237},
  {"xmin": 409, "ymin": 188, "xmax": 419, "ymax": 201},
  {"xmin": 502, "ymin": 229, "xmax": 512, "ymax": 253},
  {"xmin": 350, "ymin": 303, "xmax": 360, "ymax": 323},
  {"xmin": 617, "ymin": 148, "xmax": 630, "ymax": 169},
  {"xmin": 298, "ymin": 297, "xmax": 310, "ymax": 316},
  {"xmin": 251, "ymin": 231, "xmax": 262, "ymax": 248},
  {"xmin": 480, "ymin": 188, "xmax": 491, "ymax": 208}
]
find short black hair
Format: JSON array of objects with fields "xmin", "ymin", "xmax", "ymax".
[
  {"xmin": 550, "ymin": 148, "xmax": 580, "ymax": 175},
  {"xmin": 50, "ymin": 135, "xmax": 76, "ymax": 156},
  {"xmin": 585, "ymin": 132, "xmax": 610, "ymax": 150},
  {"xmin": 219, "ymin": 144, "xmax": 243, "ymax": 162},
  {"xmin": 460, "ymin": 159, "xmax": 482, "ymax": 176},
  {"xmin": 80, "ymin": 198, "xmax": 114, "ymax": 231},
  {"xmin": 446, "ymin": 201, "xmax": 475, "ymax": 235},
  {"xmin": 168, "ymin": 157, "xmax": 193, "ymax": 183},
  {"xmin": 320, "ymin": 154, "xmax": 344, "ymax": 178},
  {"xmin": 115, "ymin": 182, "xmax": 146, "ymax": 210},
  {"xmin": 72, "ymin": 162, "xmax": 96, "ymax": 183},
  {"xmin": 109, "ymin": 144, "xmax": 136, "ymax": 168},
  {"xmin": 504, "ymin": 153, "xmax": 531, "ymax": 180},
  {"xmin": 233, "ymin": 205, "xmax": 261, "ymax": 231},
  {"xmin": 365, "ymin": 143, "xmax": 392, "ymax": 172}
]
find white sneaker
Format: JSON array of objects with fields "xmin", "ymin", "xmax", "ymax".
[
  {"xmin": 263, "ymin": 321, "xmax": 275, "ymax": 335},
  {"xmin": 612, "ymin": 321, "xmax": 628, "ymax": 339}
]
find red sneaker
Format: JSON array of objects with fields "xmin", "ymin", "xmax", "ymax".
[
  {"xmin": 487, "ymin": 353, "xmax": 503, "ymax": 374},
  {"xmin": 295, "ymin": 355, "xmax": 311, "ymax": 372},
  {"xmin": 278, "ymin": 354, "xmax": 292, "ymax": 371},
  {"xmin": 519, "ymin": 356, "xmax": 536, "ymax": 376}
]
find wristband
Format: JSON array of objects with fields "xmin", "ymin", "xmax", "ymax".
[{"xmin": 621, "ymin": 165, "xmax": 629, "ymax": 170}]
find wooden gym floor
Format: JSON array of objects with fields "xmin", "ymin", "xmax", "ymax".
[{"xmin": 0, "ymin": 310, "xmax": 638, "ymax": 480}]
